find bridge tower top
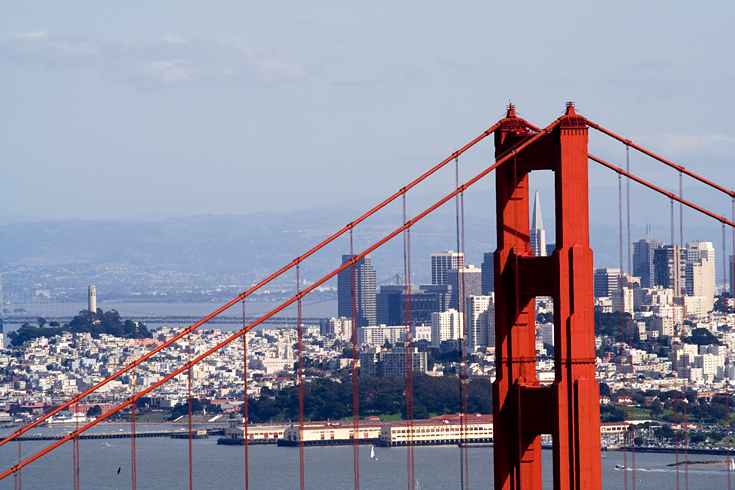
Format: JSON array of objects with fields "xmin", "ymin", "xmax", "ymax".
[{"xmin": 492, "ymin": 103, "xmax": 600, "ymax": 490}]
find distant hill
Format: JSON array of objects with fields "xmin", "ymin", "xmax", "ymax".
[{"xmin": 1, "ymin": 186, "xmax": 729, "ymax": 302}]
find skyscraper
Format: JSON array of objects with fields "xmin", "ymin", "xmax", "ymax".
[
  {"xmin": 530, "ymin": 191, "xmax": 547, "ymax": 257},
  {"xmin": 593, "ymin": 268, "xmax": 621, "ymax": 298},
  {"xmin": 448, "ymin": 265, "xmax": 482, "ymax": 309},
  {"xmin": 481, "ymin": 252, "xmax": 495, "ymax": 295},
  {"xmin": 430, "ymin": 250, "xmax": 463, "ymax": 285},
  {"xmin": 633, "ymin": 226, "xmax": 664, "ymax": 288},
  {"xmin": 653, "ymin": 245, "xmax": 685, "ymax": 296},
  {"xmin": 337, "ymin": 255, "xmax": 376, "ymax": 327}
]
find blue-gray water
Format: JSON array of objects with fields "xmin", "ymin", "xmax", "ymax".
[{"xmin": 0, "ymin": 426, "xmax": 730, "ymax": 490}]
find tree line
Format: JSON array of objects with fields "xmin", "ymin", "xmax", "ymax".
[
  {"xmin": 247, "ymin": 374, "xmax": 493, "ymax": 423},
  {"xmin": 8, "ymin": 309, "xmax": 151, "ymax": 346}
]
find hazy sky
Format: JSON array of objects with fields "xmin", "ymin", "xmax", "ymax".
[{"xmin": 1, "ymin": 1, "xmax": 733, "ymax": 224}]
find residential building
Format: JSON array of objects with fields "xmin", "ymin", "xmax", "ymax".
[
  {"xmin": 430, "ymin": 309, "xmax": 463, "ymax": 348},
  {"xmin": 466, "ymin": 295, "xmax": 494, "ymax": 350}
]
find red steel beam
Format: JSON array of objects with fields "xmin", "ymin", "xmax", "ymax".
[
  {"xmin": 0, "ymin": 117, "xmax": 562, "ymax": 481},
  {"xmin": 586, "ymin": 120, "xmax": 735, "ymax": 199},
  {"xmin": 589, "ymin": 154, "xmax": 735, "ymax": 228},
  {"xmin": 0, "ymin": 122, "xmax": 503, "ymax": 450}
]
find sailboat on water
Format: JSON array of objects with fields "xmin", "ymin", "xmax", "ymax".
[
  {"xmin": 370, "ymin": 445, "xmax": 377, "ymax": 461},
  {"xmin": 729, "ymin": 458, "xmax": 735, "ymax": 471}
]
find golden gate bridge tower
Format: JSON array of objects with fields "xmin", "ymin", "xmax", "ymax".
[{"xmin": 493, "ymin": 103, "xmax": 601, "ymax": 489}]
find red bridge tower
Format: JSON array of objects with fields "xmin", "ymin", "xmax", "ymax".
[{"xmin": 493, "ymin": 103, "xmax": 601, "ymax": 489}]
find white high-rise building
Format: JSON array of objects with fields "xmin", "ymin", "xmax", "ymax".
[
  {"xmin": 430, "ymin": 309, "xmax": 463, "ymax": 348},
  {"xmin": 88, "ymin": 286, "xmax": 97, "ymax": 313},
  {"xmin": 466, "ymin": 295, "xmax": 494, "ymax": 350},
  {"xmin": 430, "ymin": 251, "xmax": 463, "ymax": 285},
  {"xmin": 530, "ymin": 191, "xmax": 547, "ymax": 257},
  {"xmin": 685, "ymin": 241, "xmax": 716, "ymax": 311}
]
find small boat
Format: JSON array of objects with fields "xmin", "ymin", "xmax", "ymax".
[
  {"xmin": 102, "ymin": 442, "xmax": 110, "ymax": 447},
  {"xmin": 370, "ymin": 445, "xmax": 377, "ymax": 461},
  {"xmin": 730, "ymin": 458, "xmax": 735, "ymax": 471},
  {"xmin": 615, "ymin": 464, "xmax": 625, "ymax": 471}
]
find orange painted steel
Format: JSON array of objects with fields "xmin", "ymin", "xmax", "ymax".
[
  {"xmin": 1, "ymin": 116, "xmax": 558, "ymax": 482},
  {"xmin": 590, "ymin": 154, "xmax": 735, "ymax": 229},
  {"xmin": 493, "ymin": 103, "xmax": 601, "ymax": 490},
  {"xmin": 586, "ymin": 120, "xmax": 735, "ymax": 199},
  {"xmin": 0, "ymin": 122, "xmax": 503, "ymax": 451}
]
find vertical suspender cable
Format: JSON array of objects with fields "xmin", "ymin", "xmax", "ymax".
[
  {"xmin": 730, "ymin": 197, "xmax": 735, "ymax": 490},
  {"xmin": 73, "ymin": 401, "xmax": 80, "ymax": 490},
  {"xmin": 679, "ymin": 172, "xmax": 688, "ymax": 490},
  {"xmin": 15, "ymin": 433, "xmax": 20, "ymax": 490},
  {"xmin": 131, "ymin": 364, "xmax": 137, "ymax": 490},
  {"xmin": 626, "ymin": 145, "xmax": 636, "ymax": 490},
  {"xmin": 460, "ymin": 191, "xmax": 469, "ymax": 490},
  {"xmin": 349, "ymin": 230, "xmax": 361, "ymax": 490},
  {"xmin": 242, "ymin": 300, "xmax": 249, "ymax": 490},
  {"xmin": 297, "ymin": 264, "xmax": 305, "ymax": 490},
  {"xmin": 618, "ymin": 171, "xmax": 628, "ymax": 490},
  {"xmin": 403, "ymin": 193, "xmax": 415, "ymax": 490},
  {"xmin": 188, "ymin": 332, "xmax": 193, "ymax": 490},
  {"xmin": 724, "ymin": 224, "xmax": 732, "ymax": 490},
  {"xmin": 455, "ymin": 153, "xmax": 469, "ymax": 490},
  {"xmin": 671, "ymin": 196, "xmax": 680, "ymax": 490}
]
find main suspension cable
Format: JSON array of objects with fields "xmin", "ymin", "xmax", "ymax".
[
  {"xmin": 0, "ymin": 122, "xmax": 504, "ymax": 450},
  {"xmin": 589, "ymin": 155, "xmax": 735, "ymax": 229},
  {"xmin": 1, "ymin": 118, "xmax": 562, "ymax": 482},
  {"xmin": 587, "ymin": 120, "xmax": 735, "ymax": 199}
]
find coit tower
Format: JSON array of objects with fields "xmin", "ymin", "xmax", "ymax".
[{"xmin": 88, "ymin": 286, "xmax": 97, "ymax": 313}]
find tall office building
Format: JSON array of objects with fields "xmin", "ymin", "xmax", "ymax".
[
  {"xmin": 633, "ymin": 227, "xmax": 665, "ymax": 288},
  {"xmin": 431, "ymin": 251, "xmax": 463, "ymax": 285},
  {"xmin": 653, "ymin": 245, "xmax": 686, "ymax": 296},
  {"xmin": 448, "ymin": 265, "xmax": 482, "ymax": 309},
  {"xmin": 88, "ymin": 286, "xmax": 97, "ymax": 313},
  {"xmin": 481, "ymin": 252, "xmax": 495, "ymax": 295},
  {"xmin": 337, "ymin": 255, "xmax": 376, "ymax": 327},
  {"xmin": 593, "ymin": 268, "xmax": 621, "ymax": 298},
  {"xmin": 530, "ymin": 191, "xmax": 547, "ymax": 257}
]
